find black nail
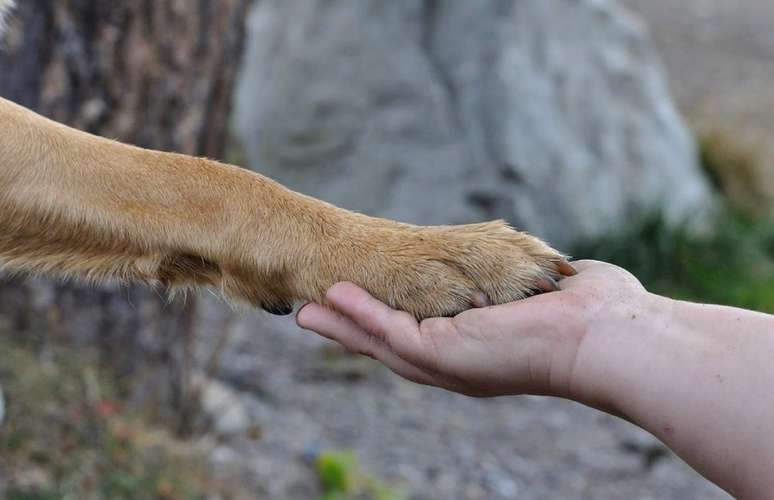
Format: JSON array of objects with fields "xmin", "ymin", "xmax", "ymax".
[{"xmin": 264, "ymin": 301, "xmax": 294, "ymax": 316}]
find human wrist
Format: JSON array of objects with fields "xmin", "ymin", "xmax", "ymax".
[{"xmin": 566, "ymin": 289, "xmax": 678, "ymax": 417}]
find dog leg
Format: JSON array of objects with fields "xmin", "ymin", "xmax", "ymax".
[{"xmin": 0, "ymin": 97, "xmax": 569, "ymax": 319}]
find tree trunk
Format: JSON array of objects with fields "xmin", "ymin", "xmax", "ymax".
[{"xmin": 0, "ymin": 0, "xmax": 250, "ymax": 433}]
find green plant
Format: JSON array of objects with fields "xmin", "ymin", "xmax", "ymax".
[
  {"xmin": 573, "ymin": 212, "xmax": 774, "ymax": 313},
  {"xmin": 315, "ymin": 450, "xmax": 407, "ymax": 500}
]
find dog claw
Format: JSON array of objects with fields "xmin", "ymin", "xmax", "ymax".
[
  {"xmin": 557, "ymin": 260, "xmax": 577, "ymax": 277},
  {"xmin": 535, "ymin": 276, "xmax": 559, "ymax": 293},
  {"xmin": 264, "ymin": 301, "xmax": 294, "ymax": 316}
]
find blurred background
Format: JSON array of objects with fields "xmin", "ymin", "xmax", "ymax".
[{"xmin": 0, "ymin": 0, "xmax": 772, "ymax": 498}]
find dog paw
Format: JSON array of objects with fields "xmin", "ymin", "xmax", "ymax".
[{"xmin": 320, "ymin": 220, "xmax": 574, "ymax": 319}]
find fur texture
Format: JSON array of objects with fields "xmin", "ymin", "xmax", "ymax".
[{"xmin": 0, "ymin": 96, "xmax": 565, "ymax": 319}]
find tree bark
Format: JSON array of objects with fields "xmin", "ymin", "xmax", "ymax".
[{"xmin": 0, "ymin": 0, "xmax": 250, "ymax": 432}]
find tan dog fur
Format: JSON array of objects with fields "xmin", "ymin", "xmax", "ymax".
[{"xmin": 0, "ymin": 2, "xmax": 566, "ymax": 319}]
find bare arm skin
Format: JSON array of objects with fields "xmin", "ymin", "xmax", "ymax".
[
  {"xmin": 0, "ymin": 96, "xmax": 569, "ymax": 318},
  {"xmin": 297, "ymin": 261, "xmax": 774, "ymax": 498}
]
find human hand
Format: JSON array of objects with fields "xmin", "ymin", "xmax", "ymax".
[
  {"xmin": 298, "ymin": 260, "xmax": 774, "ymax": 497},
  {"xmin": 296, "ymin": 260, "xmax": 647, "ymax": 399}
]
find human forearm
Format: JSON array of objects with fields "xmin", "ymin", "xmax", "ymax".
[{"xmin": 577, "ymin": 295, "xmax": 774, "ymax": 498}]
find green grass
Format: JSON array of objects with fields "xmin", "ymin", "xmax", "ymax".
[
  {"xmin": 572, "ymin": 212, "xmax": 774, "ymax": 313},
  {"xmin": 315, "ymin": 450, "xmax": 407, "ymax": 500}
]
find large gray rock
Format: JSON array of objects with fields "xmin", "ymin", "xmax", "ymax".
[
  {"xmin": 233, "ymin": 0, "xmax": 713, "ymax": 248},
  {"xmin": 0, "ymin": 0, "xmax": 13, "ymax": 36}
]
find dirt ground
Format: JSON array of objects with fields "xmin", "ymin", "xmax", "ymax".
[
  {"xmin": 205, "ymin": 311, "xmax": 728, "ymax": 499},
  {"xmin": 622, "ymin": 0, "xmax": 774, "ymax": 198},
  {"xmin": 622, "ymin": 0, "xmax": 774, "ymax": 122}
]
